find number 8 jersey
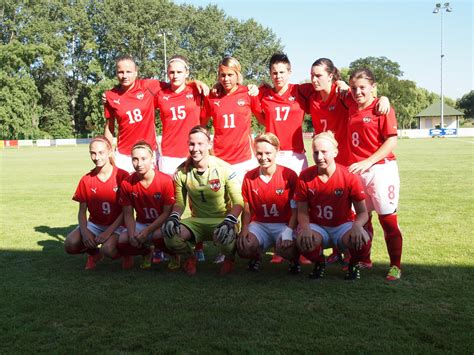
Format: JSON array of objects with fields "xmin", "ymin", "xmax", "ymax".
[
  {"xmin": 73, "ymin": 167, "xmax": 130, "ymax": 226},
  {"xmin": 294, "ymin": 164, "xmax": 365, "ymax": 226}
]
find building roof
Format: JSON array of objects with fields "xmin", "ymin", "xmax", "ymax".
[{"xmin": 416, "ymin": 101, "xmax": 464, "ymax": 117}]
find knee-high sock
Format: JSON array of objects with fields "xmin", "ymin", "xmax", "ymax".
[
  {"xmin": 302, "ymin": 245, "xmax": 324, "ymax": 264},
  {"xmin": 153, "ymin": 237, "xmax": 175, "ymax": 256},
  {"xmin": 378, "ymin": 213, "xmax": 403, "ymax": 268},
  {"xmin": 117, "ymin": 242, "xmax": 149, "ymax": 256},
  {"xmin": 358, "ymin": 216, "xmax": 374, "ymax": 264},
  {"xmin": 349, "ymin": 239, "xmax": 372, "ymax": 266}
]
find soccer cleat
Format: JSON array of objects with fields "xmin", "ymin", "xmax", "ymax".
[
  {"xmin": 247, "ymin": 258, "xmax": 261, "ymax": 272},
  {"xmin": 270, "ymin": 254, "xmax": 284, "ymax": 264},
  {"xmin": 220, "ymin": 259, "xmax": 234, "ymax": 275},
  {"xmin": 85, "ymin": 253, "xmax": 103, "ymax": 270},
  {"xmin": 299, "ymin": 254, "xmax": 312, "ymax": 265},
  {"xmin": 140, "ymin": 252, "xmax": 153, "ymax": 269},
  {"xmin": 345, "ymin": 264, "xmax": 361, "ymax": 280},
  {"xmin": 386, "ymin": 265, "xmax": 402, "ymax": 281},
  {"xmin": 167, "ymin": 255, "xmax": 181, "ymax": 270},
  {"xmin": 341, "ymin": 254, "xmax": 351, "ymax": 271},
  {"xmin": 213, "ymin": 253, "xmax": 226, "ymax": 264},
  {"xmin": 183, "ymin": 256, "xmax": 197, "ymax": 276},
  {"xmin": 195, "ymin": 249, "xmax": 206, "ymax": 262},
  {"xmin": 357, "ymin": 261, "xmax": 373, "ymax": 269},
  {"xmin": 288, "ymin": 261, "xmax": 301, "ymax": 275},
  {"xmin": 308, "ymin": 263, "xmax": 325, "ymax": 279},
  {"xmin": 152, "ymin": 250, "xmax": 164, "ymax": 264},
  {"xmin": 326, "ymin": 252, "xmax": 341, "ymax": 264},
  {"xmin": 121, "ymin": 255, "xmax": 134, "ymax": 270}
]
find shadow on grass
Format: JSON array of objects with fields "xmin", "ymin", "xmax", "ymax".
[{"xmin": 34, "ymin": 224, "xmax": 72, "ymax": 251}]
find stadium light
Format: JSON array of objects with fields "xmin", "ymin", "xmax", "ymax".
[
  {"xmin": 432, "ymin": 2, "xmax": 452, "ymax": 129},
  {"xmin": 158, "ymin": 30, "xmax": 172, "ymax": 82}
]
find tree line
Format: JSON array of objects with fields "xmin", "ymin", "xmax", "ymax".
[{"xmin": 1, "ymin": 1, "xmax": 471, "ymax": 139}]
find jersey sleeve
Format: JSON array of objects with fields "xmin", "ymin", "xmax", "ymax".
[
  {"xmin": 161, "ymin": 175, "xmax": 176, "ymax": 205},
  {"xmin": 200, "ymin": 96, "xmax": 211, "ymax": 125},
  {"xmin": 119, "ymin": 180, "xmax": 132, "ymax": 206},
  {"xmin": 287, "ymin": 170, "xmax": 299, "ymax": 200},
  {"xmin": 380, "ymin": 107, "xmax": 398, "ymax": 139},
  {"xmin": 297, "ymin": 83, "xmax": 314, "ymax": 100},
  {"xmin": 250, "ymin": 91, "xmax": 263, "ymax": 123},
  {"xmin": 143, "ymin": 79, "xmax": 164, "ymax": 96},
  {"xmin": 348, "ymin": 173, "xmax": 366, "ymax": 202},
  {"xmin": 72, "ymin": 176, "xmax": 88, "ymax": 203},
  {"xmin": 173, "ymin": 170, "xmax": 188, "ymax": 210},
  {"xmin": 226, "ymin": 169, "xmax": 244, "ymax": 207},
  {"xmin": 241, "ymin": 174, "xmax": 250, "ymax": 203},
  {"xmin": 103, "ymin": 91, "xmax": 114, "ymax": 120},
  {"xmin": 293, "ymin": 175, "xmax": 308, "ymax": 202}
]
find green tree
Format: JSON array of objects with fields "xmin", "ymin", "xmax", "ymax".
[{"xmin": 456, "ymin": 91, "xmax": 474, "ymax": 118}]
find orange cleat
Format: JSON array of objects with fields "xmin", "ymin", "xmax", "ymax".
[
  {"xmin": 121, "ymin": 255, "xmax": 134, "ymax": 270},
  {"xmin": 85, "ymin": 253, "xmax": 103, "ymax": 270},
  {"xmin": 220, "ymin": 258, "xmax": 235, "ymax": 275},
  {"xmin": 299, "ymin": 255, "xmax": 312, "ymax": 265},
  {"xmin": 183, "ymin": 256, "xmax": 197, "ymax": 276}
]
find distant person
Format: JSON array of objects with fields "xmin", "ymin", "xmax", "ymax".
[
  {"xmin": 237, "ymin": 133, "xmax": 300, "ymax": 273},
  {"xmin": 295, "ymin": 131, "xmax": 370, "ymax": 280},
  {"xmin": 65, "ymin": 136, "xmax": 129, "ymax": 269},
  {"xmin": 117, "ymin": 140, "xmax": 177, "ymax": 270},
  {"xmin": 162, "ymin": 126, "xmax": 243, "ymax": 276},
  {"xmin": 347, "ymin": 68, "xmax": 403, "ymax": 281}
]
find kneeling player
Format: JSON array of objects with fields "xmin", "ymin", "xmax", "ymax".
[
  {"xmin": 118, "ymin": 141, "xmax": 177, "ymax": 270},
  {"xmin": 162, "ymin": 126, "xmax": 243, "ymax": 275},
  {"xmin": 65, "ymin": 136, "xmax": 129, "ymax": 269},
  {"xmin": 237, "ymin": 133, "xmax": 300, "ymax": 273},
  {"xmin": 295, "ymin": 132, "xmax": 371, "ymax": 280}
]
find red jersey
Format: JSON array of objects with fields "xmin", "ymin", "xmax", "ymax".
[
  {"xmin": 119, "ymin": 170, "xmax": 175, "ymax": 224},
  {"xmin": 294, "ymin": 164, "xmax": 365, "ymax": 226},
  {"xmin": 242, "ymin": 165, "xmax": 298, "ymax": 223},
  {"xmin": 104, "ymin": 79, "xmax": 164, "ymax": 155},
  {"xmin": 73, "ymin": 167, "xmax": 129, "ymax": 226},
  {"xmin": 348, "ymin": 98, "xmax": 398, "ymax": 163},
  {"xmin": 259, "ymin": 84, "xmax": 307, "ymax": 153},
  {"xmin": 201, "ymin": 85, "xmax": 262, "ymax": 164},
  {"xmin": 154, "ymin": 84, "xmax": 202, "ymax": 158},
  {"xmin": 307, "ymin": 83, "xmax": 353, "ymax": 166}
]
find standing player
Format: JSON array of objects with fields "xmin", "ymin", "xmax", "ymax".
[
  {"xmin": 65, "ymin": 136, "xmax": 129, "ymax": 269},
  {"xmin": 237, "ymin": 133, "xmax": 300, "ymax": 273},
  {"xmin": 162, "ymin": 126, "xmax": 244, "ymax": 276},
  {"xmin": 117, "ymin": 141, "xmax": 176, "ymax": 270},
  {"xmin": 347, "ymin": 68, "xmax": 403, "ymax": 281},
  {"xmin": 201, "ymin": 56, "xmax": 263, "ymax": 183},
  {"xmin": 295, "ymin": 132, "xmax": 371, "ymax": 280}
]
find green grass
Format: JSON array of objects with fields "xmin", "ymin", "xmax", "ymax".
[{"xmin": 1, "ymin": 138, "xmax": 473, "ymax": 353}]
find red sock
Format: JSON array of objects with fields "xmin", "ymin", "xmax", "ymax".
[
  {"xmin": 153, "ymin": 238, "xmax": 174, "ymax": 255},
  {"xmin": 358, "ymin": 216, "xmax": 374, "ymax": 264},
  {"xmin": 349, "ymin": 239, "xmax": 372, "ymax": 266},
  {"xmin": 195, "ymin": 241, "xmax": 203, "ymax": 251},
  {"xmin": 302, "ymin": 245, "xmax": 324, "ymax": 264},
  {"xmin": 86, "ymin": 248, "xmax": 100, "ymax": 256},
  {"xmin": 378, "ymin": 213, "xmax": 403, "ymax": 268},
  {"xmin": 118, "ymin": 242, "xmax": 149, "ymax": 256}
]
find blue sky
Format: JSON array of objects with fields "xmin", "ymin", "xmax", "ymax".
[{"xmin": 174, "ymin": 0, "xmax": 472, "ymax": 100}]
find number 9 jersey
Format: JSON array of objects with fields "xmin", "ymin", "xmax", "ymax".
[{"xmin": 72, "ymin": 167, "xmax": 130, "ymax": 226}]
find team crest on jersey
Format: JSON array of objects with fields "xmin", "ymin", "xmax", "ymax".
[
  {"xmin": 186, "ymin": 94, "xmax": 194, "ymax": 99},
  {"xmin": 154, "ymin": 192, "xmax": 162, "ymax": 200},
  {"xmin": 237, "ymin": 99, "xmax": 246, "ymax": 106},
  {"xmin": 163, "ymin": 96, "xmax": 170, "ymax": 101},
  {"xmin": 209, "ymin": 179, "xmax": 221, "ymax": 192},
  {"xmin": 275, "ymin": 188, "xmax": 285, "ymax": 195},
  {"xmin": 91, "ymin": 188, "xmax": 97, "ymax": 194},
  {"xmin": 334, "ymin": 188, "xmax": 344, "ymax": 196},
  {"xmin": 113, "ymin": 99, "xmax": 120, "ymax": 105},
  {"xmin": 268, "ymin": 96, "xmax": 274, "ymax": 100},
  {"xmin": 328, "ymin": 105, "xmax": 335, "ymax": 111},
  {"xmin": 136, "ymin": 92, "xmax": 144, "ymax": 100},
  {"xmin": 214, "ymin": 101, "xmax": 220, "ymax": 107},
  {"xmin": 113, "ymin": 186, "xmax": 119, "ymax": 192},
  {"xmin": 289, "ymin": 96, "xmax": 296, "ymax": 102},
  {"xmin": 363, "ymin": 116, "xmax": 371, "ymax": 123}
]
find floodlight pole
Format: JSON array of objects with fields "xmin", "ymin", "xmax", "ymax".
[
  {"xmin": 433, "ymin": 2, "xmax": 452, "ymax": 129},
  {"xmin": 158, "ymin": 30, "xmax": 172, "ymax": 82}
]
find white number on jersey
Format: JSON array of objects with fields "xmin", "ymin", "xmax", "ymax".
[
  {"xmin": 126, "ymin": 108, "xmax": 144, "ymax": 124},
  {"xmin": 351, "ymin": 132, "xmax": 360, "ymax": 147},
  {"xmin": 143, "ymin": 207, "xmax": 159, "ymax": 219},
  {"xmin": 321, "ymin": 119, "xmax": 328, "ymax": 132},
  {"xmin": 262, "ymin": 203, "xmax": 280, "ymax": 217},
  {"xmin": 223, "ymin": 114, "xmax": 236, "ymax": 128},
  {"xmin": 170, "ymin": 105, "xmax": 186, "ymax": 120},
  {"xmin": 102, "ymin": 202, "xmax": 111, "ymax": 215},
  {"xmin": 315, "ymin": 205, "xmax": 333, "ymax": 220},
  {"xmin": 275, "ymin": 106, "xmax": 290, "ymax": 121}
]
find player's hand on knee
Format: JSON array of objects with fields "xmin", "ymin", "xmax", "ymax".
[
  {"xmin": 349, "ymin": 225, "xmax": 369, "ymax": 250},
  {"xmin": 82, "ymin": 232, "xmax": 97, "ymax": 249},
  {"xmin": 214, "ymin": 214, "xmax": 238, "ymax": 245},
  {"xmin": 129, "ymin": 235, "xmax": 139, "ymax": 248},
  {"xmin": 162, "ymin": 212, "xmax": 181, "ymax": 239},
  {"xmin": 96, "ymin": 232, "xmax": 111, "ymax": 244},
  {"xmin": 279, "ymin": 226, "xmax": 294, "ymax": 249}
]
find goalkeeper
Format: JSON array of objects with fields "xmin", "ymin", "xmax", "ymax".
[{"xmin": 162, "ymin": 125, "xmax": 243, "ymax": 276}]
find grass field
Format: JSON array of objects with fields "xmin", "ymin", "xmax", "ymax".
[{"xmin": 1, "ymin": 138, "xmax": 473, "ymax": 353}]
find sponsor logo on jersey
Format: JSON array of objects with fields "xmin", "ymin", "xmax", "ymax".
[
  {"xmin": 209, "ymin": 179, "xmax": 221, "ymax": 192},
  {"xmin": 334, "ymin": 188, "xmax": 344, "ymax": 196},
  {"xmin": 308, "ymin": 188, "xmax": 316, "ymax": 195},
  {"xmin": 137, "ymin": 92, "xmax": 144, "ymax": 100},
  {"xmin": 229, "ymin": 171, "xmax": 237, "ymax": 180},
  {"xmin": 91, "ymin": 188, "xmax": 97, "ymax": 194},
  {"xmin": 289, "ymin": 96, "xmax": 296, "ymax": 102},
  {"xmin": 113, "ymin": 99, "xmax": 120, "ymax": 105},
  {"xmin": 186, "ymin": 94, "xmax": 194, "ymax": 99},
  {"xmin": 163, "ymin": 96, "xmax": 170, "ymax": 101},
  {"xmin": 132, "ymin": 192, "xmax": 138, "ymax": 197},
  {"xmin": 363, "ymin": 116, "xmax": 371, "ymax": 123},
  {"xmin": 237, "ymin": 99, "xmax": 246, "ymax": 106},
  {"xmin": 214, "ymin": 101, "xmax": 220, "ymax": 107},
  {"xmin": 275, "ymin": 188, "xmax": 284, "ymax": 195},
  {"xmin": 252, "ymin": 188, "xmax": 259, "ymax": 195},
  {"xmin": 328, "ymin": 105, "xmax": 335, "ymax": 111},
  {"xmin": 154, "ymin": 192, "xmax": 162, "ymax": 200}
]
